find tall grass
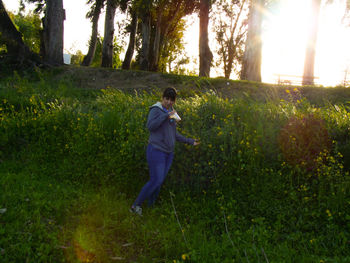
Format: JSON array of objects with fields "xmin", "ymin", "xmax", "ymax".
[{"xmin": 1, "ymin": 72, "xmax": 350, "ymax": 262}]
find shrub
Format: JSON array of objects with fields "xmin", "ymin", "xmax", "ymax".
[
  {"xmin": 1, "ymin": 73, "xmax": 350, "ymax": 261},
  {"xmin": 278, "ymin": 114, "xmax": 332, "ymax": 170}
]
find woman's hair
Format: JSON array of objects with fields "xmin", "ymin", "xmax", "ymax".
[{"xmin": 162, "ymin": 87, "xmax": 177, "ymax": 101}]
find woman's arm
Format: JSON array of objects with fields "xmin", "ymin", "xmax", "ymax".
[
  {"xmin": 146, "ymin": 108, "xmax": 169, "ymax": 131},
  {"xmin": 175, "ymin": 131, "xmax": 196, "ymax": 145}
]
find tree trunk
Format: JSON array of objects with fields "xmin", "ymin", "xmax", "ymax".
[
  {"xmin": 199, "ymin": 0, "xmax": 213, "ymax": 77},
  {"xmin": 225, "ymin": 36, "xmax": 235, "ymax": 78},
  {"xmin": 240, "ymin": 0, "xmax": 263, "ymax": 82},
  {"xmin": 122, "ymin": 7, "xmax": 138, "ymax": 70},
  {"xmin": 140, "ymin": 10, "xmax": 151, "ymax": 71},
  {"xmin": 0, "ymin": 0, "xmax": 26, "ymax": 53},
  {"xmin": 302, "ymin": 0, "xmax": 321, "ymax": 86},
  {"xmin": 150, "ymin": 2, "xmax": 181, "ymax": 72},
  {"xmin": 101, "ymin": 0, "xmax": 117, "ymax": 68},
  {"xmin": 0, "ymin": 0, "xmax": 39, "ymax": 64},
  {"xmin": 149, "ymin": 9, "xmax": 162, "ymax": 71},
  {"xmin": 43, "ymin": 0, "xmax": 65, "ymax": 65},
  {"xmin": 82, "ymin": 0, "xmax": 104, "ymax": 66}
]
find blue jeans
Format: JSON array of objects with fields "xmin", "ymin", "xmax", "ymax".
[{"xmin": 133, "ymin": 144, "xmax": 174, "ymax": 207}]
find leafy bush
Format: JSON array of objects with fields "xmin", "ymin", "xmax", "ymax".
[
  {"xmin": 1, "ymin": 73, "xmax": 350, "ymax": 262},
  {"xmin": 278, "ymin": 114, "xmax": 331, "ymax": 170}
]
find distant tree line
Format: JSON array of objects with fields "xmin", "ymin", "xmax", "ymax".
[{"xmin": 1, "ymin": 0, "xmax": 349, "ymax": 84}]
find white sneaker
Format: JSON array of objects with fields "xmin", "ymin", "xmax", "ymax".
[{"xmin": 130, "ymin": 205, "xmax": 142, "ymax": 216}]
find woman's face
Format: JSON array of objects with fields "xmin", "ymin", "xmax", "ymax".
[{"xmin": 161, "ymin": 96, "xmax": 175, "ymax": 110}]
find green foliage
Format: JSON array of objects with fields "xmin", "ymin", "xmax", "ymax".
[
  {"xmin": 90, "ymin": 36, "xmax": 103, "ymax": 67},
  {"xmin": 134, "ymin": 0, "xmax": 196, "ymax": 73},
  {"xmin": 111, "ymin": 36, "xmax": 123, "ymax": 69},
  {"xmin": 90, "ymin": 36, "xmax": 123, "ymax": 68},
  {"xmin": 0, "ymin": 43, "xmax": 6, "ymax": 52},
  {"xmin": 1, "ymin": 71, "xmax": 350, "ymax": 262},
  {"xmin": 278, "ymin": 113, "xmax": 332, "ymax": 170},
  {"xmin": 212, "ymin": 0, "xmax": 248, "ymax": 78},
  {"xmin": 0, "ymin": 11, "xmax": 41, "ymax": 55},
  {"xmin": 159, "ymin": 18, "xmax": 189, "ymax": 74},
  {"xmin": 70, "ymin": 50, "xmax": 84, "ymax": 65},
  {"xmin": 12, "ymin": 11, "xmax": 42, "ymax": 54}
]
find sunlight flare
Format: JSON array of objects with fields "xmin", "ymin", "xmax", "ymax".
[{"xmin": 262, "ymin": 0, "xmax": 350, "ymax": 86}]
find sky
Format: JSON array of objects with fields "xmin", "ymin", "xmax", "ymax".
[
  {"xmin": 2, "ymin": 0, "xmax": 102, "ymax": 53},
  {"xmin": 262, "ymin": 0, "xmax": 350, "ymax": 86},
  {"xmin": 3, "ymin": 0, "xmax": 350, "ymax": 86}
]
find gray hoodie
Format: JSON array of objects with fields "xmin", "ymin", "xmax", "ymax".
[{"xmin": 147, "ymin": 102, "xmax": 195, "ymax": 153}]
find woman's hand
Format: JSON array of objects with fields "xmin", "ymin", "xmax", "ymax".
[
  {"xmin": 168, "ymin": 109, "xmax": 176, "ymax": 117},
  {"xmin": 193, "ymin": 140, "xmax": 200, "ymax": 146}
]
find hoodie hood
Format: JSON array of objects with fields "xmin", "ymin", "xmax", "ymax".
[
  {"xmin": 150, "ymin": 102, "xmax": 163, "ymax": 109},
  {"xmin": 150, "ymin": 102, "xmax": 172, "ymax": 112}
]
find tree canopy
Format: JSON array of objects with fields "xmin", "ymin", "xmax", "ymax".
[{"xmin": 2, "ymin": 0, "xmax": 349, "ymax": 85}]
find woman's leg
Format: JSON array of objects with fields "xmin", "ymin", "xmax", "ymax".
[
  {"xmin": 148, "ymin": 151, "xmax": 174, "ymax": 206},
  {"xmin": 133, "ymin": 145, "xmax": 167, "ymax": 207}
]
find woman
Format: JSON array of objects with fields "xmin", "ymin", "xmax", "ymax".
[{"xmin": 130, "ymin": 87, "xmax": 199, "ymax": 215}]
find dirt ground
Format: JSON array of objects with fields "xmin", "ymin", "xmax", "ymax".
[{"xmin": 56, "ymin": 65, "xmax": 350, "ymax": 105}]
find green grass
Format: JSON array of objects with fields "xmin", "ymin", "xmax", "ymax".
[
  {"xmin": 1, "ymin": 68, "xmax": 350, "ymax": 262},
  {"xmin": 0, "ymin": 162, "xmax": 188, "ymax": 262}
]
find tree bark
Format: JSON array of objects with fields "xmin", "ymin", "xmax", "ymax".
[
  {"xmin": 43, "ymin": 0, "xmax": 65, "ymax": 65},
  {"xmin": 240, "ymin": 0, "xmax": 263, "ymax": 82},
  {"xmin": 82, "ymin": 0, "xmax": 104, "ymax": 66},
  {"xmin": 0, "ymin": 0, "xmax": 26, "ymax": 53},
  {"xmin": 149, "ymin": 8, "xmax": 163, "ymax": 71},
  {"xmin": 139, "ymin": 10, "xmax": 151, "ymax": 71},
  {"xmin": 225, "ymin": 36, "xmax": 235, "ymax": 78},
  {"xmin": 199, "ymin": 0, "xmax": 213, "ymax": 77},
  {"xmin": 0, "ymin": 0, "xmax": 39, "ymax": 64},
  {"xmin": 150, "ymin": 1, "xmax": 182, "ymax": 72},
  {"xmin": 122, "ymin": 7, "xmax": 138, "ymax": 70},
  {"xmin": 101, "ymin": 0, "xmax": 117, "ymax": 68},
  {"xmin": 302, "ymin": 0, "xmax": 321, "ymax": 86}
]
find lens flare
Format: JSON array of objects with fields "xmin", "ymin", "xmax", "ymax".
[{"xmin": 278, "ymin": 114, "xmax": 331, "ymax": 170}]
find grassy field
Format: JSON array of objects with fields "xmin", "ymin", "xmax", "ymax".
[{"xmin": 1, "ymin": 67, "xmax": 350, "ymax": 262}]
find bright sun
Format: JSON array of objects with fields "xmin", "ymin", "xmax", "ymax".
[
  {"xmin": 3, "ymin": 0, "xmax": 350, "ymax": 86},
  {"xmin": 262, "ymin": 0, "xmax": 350, "ymax": 86}
]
